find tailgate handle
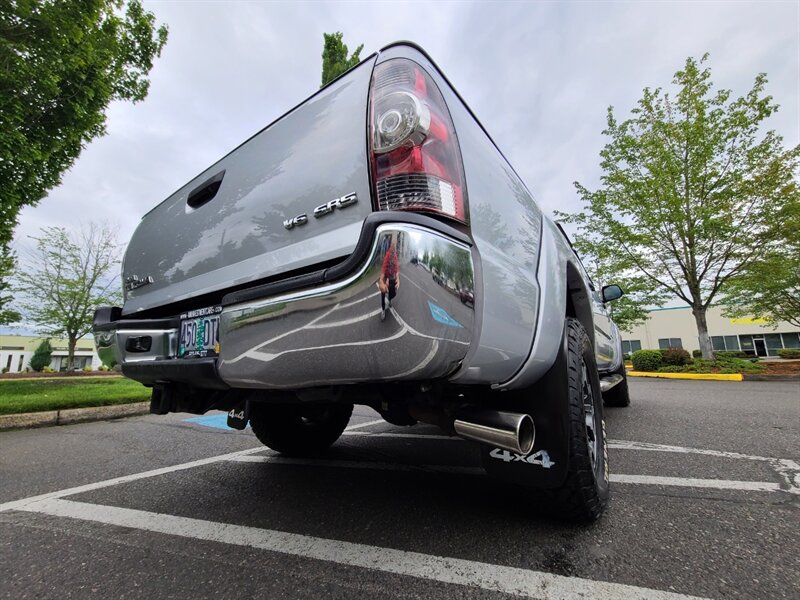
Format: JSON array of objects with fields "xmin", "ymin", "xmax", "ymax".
[{"xmin": 187, "ymin": 170, "xmax": 225, "ymax": 209}]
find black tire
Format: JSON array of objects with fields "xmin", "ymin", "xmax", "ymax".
[
  {"xmin": 603, "ymin": 363, "xmax": 631, "ymax": 407},
  {"xmin": 249, "ymin": 402, "xmax": 353, "ymax": 457},
  {"xmin": 545, "ymin": 318, "xmax": 610, "ymax": 521}
]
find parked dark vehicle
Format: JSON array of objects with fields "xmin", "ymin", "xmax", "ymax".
[
  {"xmin": 94, "ymin": 42, "xmax": 629, "ymax": 521},
  {"xmin": 458, "ymin": 288, "xmax": 474, "ymax": 306}
]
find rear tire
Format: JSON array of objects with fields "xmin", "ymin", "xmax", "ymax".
[
  {"xmin": 543, "ymin": 317, "xmax": 609, "ymax": 521},
  {"xmin": 603, "ymin": 364, "xmax": 631, "ymax": 407},
  {"xmin": 249, "ymin": 402, "xmax": 353, "ymax": 457}
]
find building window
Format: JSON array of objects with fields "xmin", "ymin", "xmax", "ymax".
[
  {"xmin": 5, "ymin": 355, "xmax": 11, "ymax": 371},
  {"xmin": 713, "ymin": 335, "xmax": 742, "ymax": 352},
  {"xmin": 781, "ymin": 332, "xmax": 800, "ymax": 349},
  {"xmin": 723, "ymin": 336, "xmax": 740, "ymax": 351},
  {"xmin": 658, "ymin": 338, "xmax": 682, "ymax": 349},
  {"xmin": 764, "ymin": 333, "xmax": 782, "ymax": 356},
  {"xmin": 622, "ymin": 340, "xmax": 642, "ymax": 354},
  {"xmin": 17, "ymin": 355, "xmax": 24, "ymax": 372},
  {"xmin": 739, "ymin": 335, "xmax": 754, "ymax": 355}
]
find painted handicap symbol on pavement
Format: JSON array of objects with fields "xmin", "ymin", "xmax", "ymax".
[
  {"xmin": 427, "ymin": 300, "xmax": 463, "ymax": 328},
  {"xmin": 184, "ymin": 413, "xmax": 246, "ymax": 430}
]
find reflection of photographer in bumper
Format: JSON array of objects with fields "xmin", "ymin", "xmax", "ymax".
[{"xmin": 378, "ymin": 241, "xmax": 400, "ymax": 321}]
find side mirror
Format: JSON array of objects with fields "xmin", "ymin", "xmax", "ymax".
[{"xmin": 602, "ymin": 284, "xmax": 624, "ymax": 303}]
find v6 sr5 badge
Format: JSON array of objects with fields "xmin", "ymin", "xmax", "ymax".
[{"xmin": 283, "ymin": 192, "xmax": 358, "ymax": 230}]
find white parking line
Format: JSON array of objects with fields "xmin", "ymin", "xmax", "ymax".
[
  {"xmin": 0, "ymin": 419, "xmax": 382, "ymax": 514},
  {"xmin": 18, "ymin": 498, "xmax": 704, "ymax": 600},
  {"xmin": 608, "ymin": 439, "xmax": 785, "ymax": 462},
  {"xmin": 607, "ymin": 440, "xmax": 800, "ymax": 494},
  {"xmin": 0, "ymin": 446, "xmax": 266, "ymax": 513},
  {"xmin": 343, "ymin": 430, "xmax": 456, "ymax": 440},
  {"xmin": 610, "ymin": 474, "xmax": 781, "ymax": 492},
  {"xmin": 343, "ymin": 418, "xmax": 386, "ymax": 431}
]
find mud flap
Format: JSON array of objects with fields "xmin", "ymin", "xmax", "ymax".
[
  {"xmin": 226, "ymin": 399, "xmax": 250, "ymax": 430},
  {"xmin": 481, "ymin": 323, "xmax": 571, "ymax": 489}
]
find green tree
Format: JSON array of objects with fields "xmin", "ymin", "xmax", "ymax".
[
  {"xmin": 321, "ymin": 32, "xmax": 363, "ymax": 87},
  {"xmin": 0, "ymin": 241, "xmax": 20, "ymax": 324},
  {"xmin": 577, "ymin": 254, "xmax": 664, "ymax": 333},
  {"xmin": 0, "ymin": 0, "xmax": 168, "ymax": 298},
  {"xmin": 720, "ymin": 197, "xmax": 800, "ymax": 328},
  {"xmin": 28, "ymin": 338, "xmax": 52, "ymax": 372},
  {"xmin": 558, "ymin": 54, "xmax": 799, "ymax": 358},
  {"xmin": 14, "ymin": 223, "xmax": 122, "ymax": 370}
]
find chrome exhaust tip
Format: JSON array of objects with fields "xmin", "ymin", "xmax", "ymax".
[{"xmin": 453, "ymin": 408, "xmax": 535, "ymax": 455}]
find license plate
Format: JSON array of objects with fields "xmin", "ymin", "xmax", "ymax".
[{"xmin": 178, "ymin": 306, "xmax": 222, "ymax": 358}]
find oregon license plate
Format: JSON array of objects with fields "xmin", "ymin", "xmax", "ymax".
[{"xmin": 178, "ymin": 306, "xmax": 222, "ymax": 358}]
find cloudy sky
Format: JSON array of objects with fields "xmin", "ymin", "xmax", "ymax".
[{"xmin": 14, "ymin": 0, "xmax": 800, "ymax": 253}]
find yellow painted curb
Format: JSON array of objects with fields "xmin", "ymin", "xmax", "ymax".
[{"xmin": 627, "ymin": 371, "xmax": 743, "ymax": 381}]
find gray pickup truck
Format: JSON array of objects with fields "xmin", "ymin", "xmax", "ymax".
[{"xmin": 94, "ymin": 42, "xmax": 629, "ymax": 521}]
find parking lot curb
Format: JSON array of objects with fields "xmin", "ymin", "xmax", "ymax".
[
  {"xmin": 627, "ymin": 371, "xmax": 743, "ymax": 381},
  {"xmin": 0, "ymin": 402, "xmax": 150, "ymax": 431},
  {"xmin": 742, "ymin": 373, "xmax": 800, "ymax": 381}
]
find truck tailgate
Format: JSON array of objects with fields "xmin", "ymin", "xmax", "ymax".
[{"xmin": 122, "ymin": 57, "xmax": 377, "ymax": 315}]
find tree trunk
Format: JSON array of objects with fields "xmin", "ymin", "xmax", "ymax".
[
  {"xmin": 692, "ymin": 306, "xmax": 715, "ymax": 360},
  {"xmin": 67, "ymin": 336, "xmax": 77, "ymax": 371}
]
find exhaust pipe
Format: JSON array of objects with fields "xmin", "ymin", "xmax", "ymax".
[{"xmin": 453, "ymin": 408, "xmax": 535, "ymax": 455}]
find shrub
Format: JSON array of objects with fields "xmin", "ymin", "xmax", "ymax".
[
  {"xmin": 29, "ymin": 339, "xmax": 53, "ymax": 372},
  {"xmin": 693, "ymin": 357, "xmax": 765, "ymax": 374},
  {"xmin": 42, "ymin": 367, "xmax": 54, "ymax": 373},
  {"xmin": 1, "ymin": 367, "xmax": 8, "ymax": 374},
  {"xmin": 98, "ymin": 364, "xmax": 109, "ymax": 372},
  {"xmin": 623, "ymin": 353, "xmax": 631, "ymax": 361},
  {"xmin": 777, "ymin": 348, "xmax": 800, "ymax": 359},
  {"xmin": 632, "ymin": 349, "xmax": 662, "ymax": 372},
  {"xmin": 715, "ymin": 350, "xmax": 747, "ymax": 359},
  {"xmin": 658, "ymin": 365, "xmax": 686, "ymax": 373},
  {"xmin": 83, "ymin": 366, "xmax": 93, "ymax": 372},
  {"xmin": 663, "ymin": 347, "xmax": 691, "ymax": 366},
  {"xmin": 692, "ymin": 349, "xmax": 702, "ymax": 358}
]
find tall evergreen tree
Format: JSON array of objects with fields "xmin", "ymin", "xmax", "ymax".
[
  {"xmin": 29, "ymin": 338, "xmax": 53, "ymax": 372},
  {"xmin": 321, "ymin": 32, "xmax": 363, "ymax": 87}
]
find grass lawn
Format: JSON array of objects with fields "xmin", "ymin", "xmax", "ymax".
[{"xmin": 0, "ymin": 377, "xmax": 151, "ymax": 415}]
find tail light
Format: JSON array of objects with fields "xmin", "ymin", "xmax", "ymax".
[{"xmin": 368, "ymin": 59, "xmax": 468, "ymax": 223}]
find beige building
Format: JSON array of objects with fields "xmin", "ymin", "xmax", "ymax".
[
  {"xmin": 0, "ymin": 335, "xmax": 100, "ymax": 373},
  {"xmin": 622, "ymin": 306, "xmax": 800, "ymax": 357}
]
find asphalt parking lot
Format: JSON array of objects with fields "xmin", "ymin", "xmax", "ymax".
[{"xmin": 1, "ymin": 378, "xmax": 798, "ymax": 599}]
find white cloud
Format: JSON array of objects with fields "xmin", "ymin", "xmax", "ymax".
[{"xmin": 12, "ymin": 0, "xmax": 799, "ymax": 255}]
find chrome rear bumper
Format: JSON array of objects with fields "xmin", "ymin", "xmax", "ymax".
[
  {"xmin": 219, "ymin": 223, "xmax": 474, "ymax": 388},
  {"xmin": 95, "ymin": 222, "xmax": 475, "ymax": 390}
]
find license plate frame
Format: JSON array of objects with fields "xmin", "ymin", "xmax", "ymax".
[{"xmin": 177, "ymin": 306, "xmax": 222, "ymax": 359}]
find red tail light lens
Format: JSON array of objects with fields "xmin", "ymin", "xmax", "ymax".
[{"xmin": 369, "ymin": 59, "xmax": 468, "ymax": 224}]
